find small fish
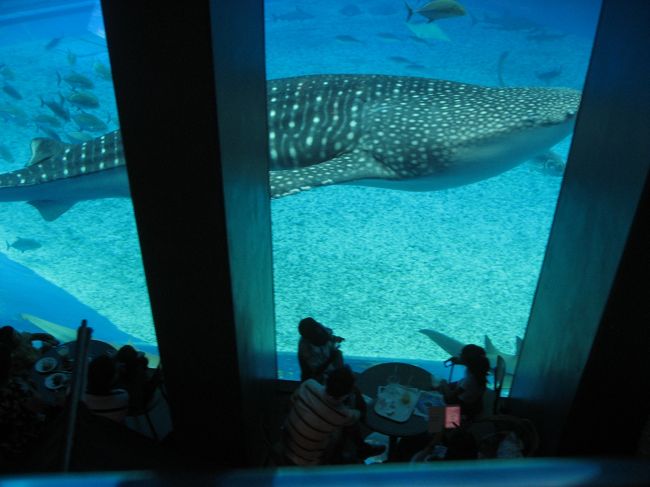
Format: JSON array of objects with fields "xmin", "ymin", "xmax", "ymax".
[
  {"xmin": 405, "ymin": 0, "xmax": 466, "ymax": 23},
  {"xmin": 335, "ymin": 35, "xmax": 363, "ymax": 43},
  {"xmin": 2, "ymin": 82, "xmax": 22, "ymax": 100},
  {"xmin": 66, "ymin": 90, "xmax": 100, "ymax": 109},
  {"xmin": 67, "ymin": 49, "xmax": 77, "ymax": 65},
  {"xmin": 66, "ymin": 131, "xmax": 94, "ymax": 143},
  {"xmin": 45, "ymin": 37, "xmax": 63, "ymax": 50},
  {"xmin": 0, "ymin": 65, "xmax": 15, "ymax": 80},
  {"xmin": 36, "ymin": 123, "xmax": 62, "ymax": 141},
  {"xmin": 339, "ymin": 4, "xmax": 362, "ymax": 16},
  {"xmin": 388, "ymin": 56, "xmax": 413, "ymax": 64},
  {"xmin": 63, "ymin": 72, "xmax": 95, "ymax": 89},
  {"xmin": 0, "ymin": 144, "xmax": 14, "ymax": 163},
  {"xmin": 40, "ymin": 95, "xmax": 71, "ymax": 122},
  {"xmin": 92, "ymin": 61, "xmax": 112, "ymax": 81},
  {"xmin": 33, "ymin": 113, "xmax": 63, "ymax": 128},
  {"xmin": 377, "ymin": 32, "xmax": 402, "ymax": 41},
  {"xmin": 271, "ymin": 7, "xmax": 314, "ymax": 22},
  {"xmin": 6, "ymin": 238, "xmax": 42, "ymax": 253},
  {"xmin": 72, "ymin": 111, "xmax": 107, "ymax": 132},
  {"xmin": 535, "ymin": 67, "xmax": 562, "ymax": 84}
]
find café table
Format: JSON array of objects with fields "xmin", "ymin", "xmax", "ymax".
[
  {"xmin": 31, "ymin": 339, "xmax": 118, "ymax": 406},
  {"xmin": 356, "ymin": 362, "xmax": 441, "ymax": 460}
]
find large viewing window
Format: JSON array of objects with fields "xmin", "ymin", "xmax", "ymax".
[
  {"xmin": 0, "ymin": 1, "xmax": 157, "ymax": 360},
  {"xmin": 265, "ymin": 0, "xmax": 602, "ymax": 380}
]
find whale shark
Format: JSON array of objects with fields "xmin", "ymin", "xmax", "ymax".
[{"xmin": 0, "ymin": 74, "xmax": 580, "ymax": 220}]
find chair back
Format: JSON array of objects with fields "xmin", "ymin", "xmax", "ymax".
[
  {"xmin": 493, "ymin": 355, "xmax": 506, "ymax": 415},
  {"xmin": 62, "ymin": 320, "xmax": 92, "ymax": 472}
]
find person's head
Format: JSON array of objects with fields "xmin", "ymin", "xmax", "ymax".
[
  {"xmin": 87, "ymin": 355, "xmax": 118, "ymax": 394},
  {"xmin": 460, "ymin": 344, "xmax": 490, "ymax": 387},
  {"xmin": 0, "ymin": 343, "xmax": 12, "ymax": 387},
  {"xmin": 298, "ymin": 317, "xmax": 330, "ymax": 347},
  {"xmin": 0, "ymin": 326, "xmax": 17, "ymax": 349},
  {"xmin": 325, "ymin": 365, "xmax": 355, "ymax": 399}
]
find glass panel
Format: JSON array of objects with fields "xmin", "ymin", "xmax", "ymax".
[
  {"xmin": 265, "ymin": 0, "xmax": 601, "ymax": 382},
  {"xmin": 0, "ymin": 1, "xmax": 158, "ymax": 362}
]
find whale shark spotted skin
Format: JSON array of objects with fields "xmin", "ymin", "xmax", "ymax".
[
  {"xmin": 269, "ymin": 74, "xmax": 580, "ymax": 197},
  {"xmin": 0, "ymin": 74, "xmax": 581, "ymax": 220}
]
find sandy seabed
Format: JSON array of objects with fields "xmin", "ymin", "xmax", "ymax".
[{"xmin": 0, "ymin": 0, "xmax": 596, "ymax": 360}]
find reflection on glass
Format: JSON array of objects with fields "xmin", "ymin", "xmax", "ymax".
[
  {"xmin": 266, "ymin": 0, "xmax": 601, "ymax": 380},
  {"xmin": 0, "ymin": 1, "xmax": 157, "ymax": 360}
]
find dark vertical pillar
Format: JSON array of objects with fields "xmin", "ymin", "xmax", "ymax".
[
  {"xmin": 100, "ymin": 0, "xmax": 274, "ymax": 467},
  {"xmin": 509, "ymin": 0, "xmax": 650, "ymax": 455}
]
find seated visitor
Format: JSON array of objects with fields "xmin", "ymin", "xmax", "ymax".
[
  {"xmin": 114, "ymin": 345, "xmax": 161, "ymax": 413},
  {"xmin": 438, "ymin": 344, "xmax": 490, "ymax": 419},
  {"xmin": 82, "ymin": 355, "xmax": 129, "ymax": 423},
  {"xmin": 0, "ymin": 325, "xmax": 59, "ymax": 376},
  {"xmin": 284, "ymin": 365, "xmax": 384, "ymax": 466},
  {"xmin": 297, "ymin": 317, "xmax": 344, "ymax": 383},
  {"xmin": 0, "ymin": 343, "xmax": 49, "ymax": 465}
]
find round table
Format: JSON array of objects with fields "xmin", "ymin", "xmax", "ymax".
[
  {"xmin": 31, "ymin": 340, "xmax": 118, "ymax": 406},
  {"xmin": 356, "ymin": 362, "xmax": 434, "ymax": 459}
]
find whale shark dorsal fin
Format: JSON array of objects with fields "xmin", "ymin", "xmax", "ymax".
[
  {"xmin": 28, "ymin": 137, "xmax": 66, "ymax": 166},
  {"xmin": 27, "ymin": 200, "xmax": 76, "ymax": 221}
]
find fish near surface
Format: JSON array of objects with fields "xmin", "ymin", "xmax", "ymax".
[
  {"xmin": 0, "ymin": 74, "xmax": 580, "ymax": 220},
  {"xmin": 267, "ymin": 74, "xmax": 581, "ymax": 197},
  {"xmin": 406, "ymin": 0, "xmax": 467, "ymax": 22}
]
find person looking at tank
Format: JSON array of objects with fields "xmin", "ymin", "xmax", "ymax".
[
  {"xmin": 297, "ymin": 317, "xmax": 345, "ymax": 383},
  {"xmin": 437, "ymin": 344, "xmax": 490, "ymax": 418}
]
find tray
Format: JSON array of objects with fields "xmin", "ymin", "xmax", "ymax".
[{"xmin": 374, "ymin": 384, "xmax": 421, "ymax": 422}]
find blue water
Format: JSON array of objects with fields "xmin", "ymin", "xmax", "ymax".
[{"xmin": 0, "ymin": 0, "xmax": 601, "ymax": 372}]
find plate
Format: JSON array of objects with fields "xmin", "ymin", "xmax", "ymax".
[
  {"xmin": 44, "ymin": 372, "xmax": 70, "ymax": 390},
  {"xmin": 374, "ymin": 384, "xmax": 421, "ymax": 422},
  {"xmin": 34, "ymin": 357, "xmax": 58, "ymax": 373}
]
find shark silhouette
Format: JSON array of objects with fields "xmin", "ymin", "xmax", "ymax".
[{"xmin": 0, "ymin": 74, "xmax": 580, "ymax": 220}]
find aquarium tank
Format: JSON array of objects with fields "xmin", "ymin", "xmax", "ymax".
[
  {"xmin": 265, "ymin": 0, "xmax": 602, "ymax": 380},
  {"xmin": 0, "ymin": 1, "xmax": 157, "ymax": 358},
  {"xmin": 0, "ymin": 0, "xmax": 602, "ymax": 382}
]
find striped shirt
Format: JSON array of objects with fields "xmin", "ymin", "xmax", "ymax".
[
  {"xmin": 82, "ymin": 388, "xmax": 129, "ymax": 423},
  {"xmin": 284, "ymin": 379, "xmax": 360, "ymax": 465}
]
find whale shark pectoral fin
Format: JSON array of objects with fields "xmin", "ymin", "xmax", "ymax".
[
  {"xmin": 270, "ymin": 150, "xmax": 393, "ymax": 198},
  {"xmin": 28, "ymin": 137, "xmax": 66, "ymax": 166},
  {"xmin": 27, "ymin": 200, "xmax": 76, "ymax": 221},
  {"xmin": 419, "ymin": 329, "xmax": 466, "ymax": 357}
]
